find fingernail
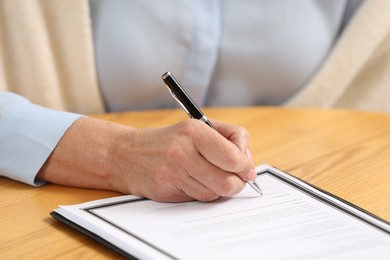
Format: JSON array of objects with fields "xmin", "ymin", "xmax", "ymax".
[
  {"xmin": 244, "ymin": 148, "xmax": 256, "ymax": 180},
  {"xmin": 245, "ymin": 168, "xmax": 257, "ymax": 181}
]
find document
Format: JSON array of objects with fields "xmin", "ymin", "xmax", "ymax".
[{"xmin": 51, "ymin": 164, "xmax": 390, "ymax": 259}]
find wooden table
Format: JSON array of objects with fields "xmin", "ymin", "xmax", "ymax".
[{"xmin": 1, "ymin": 107, "xmax": 390, "ymax": 258}]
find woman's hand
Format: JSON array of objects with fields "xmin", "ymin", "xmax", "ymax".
[{"xmin": 37, "ymin": 117, "xmax": 255, "ymax": 202}]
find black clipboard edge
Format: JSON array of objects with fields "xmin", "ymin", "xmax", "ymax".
[
  {"xmin": 262, "ymin": 166, "xmax": 390, "ymax": 234},
  {"xmin": 50, "ymin": 165, "xmax": 390, "ymax": 259},
  {"xmin": 50, "ymin": 211, "xmax": 136, "ymax": 259}
]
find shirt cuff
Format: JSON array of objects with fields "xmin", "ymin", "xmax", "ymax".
[{"xmin": 0, "ymin": 92, "xmax": 83, "ymax": 186}]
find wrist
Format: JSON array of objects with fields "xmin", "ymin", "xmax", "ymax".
[{"xmin": 37, "ymin": 117, "xmax": 136, "ymax": 193}]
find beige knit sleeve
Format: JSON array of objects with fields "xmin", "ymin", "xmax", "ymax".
[
  {"xmin": 0, "ymin": 0, "xmax": 104, "ymax": 114},
  {"xmin": 285, "ymin": 0, "xmax": 390, "ymax": 113}
]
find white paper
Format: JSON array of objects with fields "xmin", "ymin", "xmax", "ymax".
[{"xmin": 55, "ymin": 165, "xmax": 390, "ymax": 260}]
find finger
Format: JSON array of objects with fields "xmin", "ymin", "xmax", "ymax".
[
  {"xmin": 187, "ymin": 152, "xmax": 246, "ymax": 196},
  {"xmin": 211, "ymin": 120, "xmax": 250, "ymax": 153},
  {"xmin": 134, "ymin": 150, "xmax": 221, "ymax": 202},
  {"xmin": 192, "ymin": 121, "xmax": 255, "ymax": 181},
  {"xmin": 209, "ymin": 119, "xmax": 256, "ymax": 178},
  {"xmin": 148, "ymin": 187, "xmax": 194, "ymax": 203},
  {"xmin": 177, "ymin": 174, "xmax": 221, "ymax": 202}
]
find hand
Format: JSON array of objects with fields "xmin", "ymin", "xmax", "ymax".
[{"xmin": 38, "ymin": 117, "xmax": 256, "ymax": 202}]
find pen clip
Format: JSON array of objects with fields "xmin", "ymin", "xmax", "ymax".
[{"xmin": 165, "ymin": 85, "xmax": 193, "ymax": 118}]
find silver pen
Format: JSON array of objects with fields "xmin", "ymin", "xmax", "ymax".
[{"xmin": 162, "ymin": 71, "xmax": 263, "ymax": 196}]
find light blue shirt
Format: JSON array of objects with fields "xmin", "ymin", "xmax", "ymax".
[
  {"xmin": 0, "ymin": 0, "xmax": 362, "ymax": 186},
  {"xmin": 0, "ymin": 93, "xmax": 81, "ymax": 186},
  {"xmin": 91, "ymin": 0, "xmax": 362, "ymax": 111}
]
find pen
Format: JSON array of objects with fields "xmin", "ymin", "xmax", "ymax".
[{"xmin": 162, "ymin": 71, "xmax": 263, "ymax": 196}]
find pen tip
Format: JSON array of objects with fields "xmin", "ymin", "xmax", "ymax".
[{"xmin": 248, "ymin": 180, "xmax": 263, "ymax": 196}]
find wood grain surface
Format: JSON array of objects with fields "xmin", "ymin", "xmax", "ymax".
[{"xmin": 1, "ymin": 107, "xmax": 389, "ymax": 258}]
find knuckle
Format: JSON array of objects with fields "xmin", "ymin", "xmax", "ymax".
[
  {"xmin": 225, "ymin": 152, "xmax": 244, "ymax": 171},
  {"xmin": 217, "ymin": 177, "xmax": 238, "ymax": 196},
  {"xmin": 150, "ymin": 183, "xmax": 177, "ymax": 202},
  {"xmin": 238, "ymin": 127, "xmax": 250, "ymax": 140},
  {"xmin": 196, "ymin": 192, "xmax": 220, "ymax": 202},
  {"xmin": 164, "ymin": 145, "xmax": 186, "ymax": 164},
  {"xmin": 153, "ymin": 191, "xmax": 175, "ymax": 202},
  {"xmin": 177, "ymin": 119, "xmax": 197, "ymax": 137},
  {"xmin": 177, "ymin": 119, "xmax": 207, "ymax": 144}
]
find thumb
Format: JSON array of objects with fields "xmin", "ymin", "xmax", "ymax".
[{"xmin": 193, "ymin": 121, "xmax": 256, "ymax": 181}]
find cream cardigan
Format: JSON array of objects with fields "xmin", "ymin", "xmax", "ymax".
[{"xmin": 1, "ymin": 0, "xmax": 390, "ymax": 114}]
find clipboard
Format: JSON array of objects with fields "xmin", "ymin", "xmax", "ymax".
[{"xmin": 51, "ymin": 164, "xmax": 390, "ymax": 259}]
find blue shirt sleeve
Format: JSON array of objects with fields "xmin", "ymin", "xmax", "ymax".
[{"xmin": 0, "ymin": 92, "xmax": 83, "ymax": 186}]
